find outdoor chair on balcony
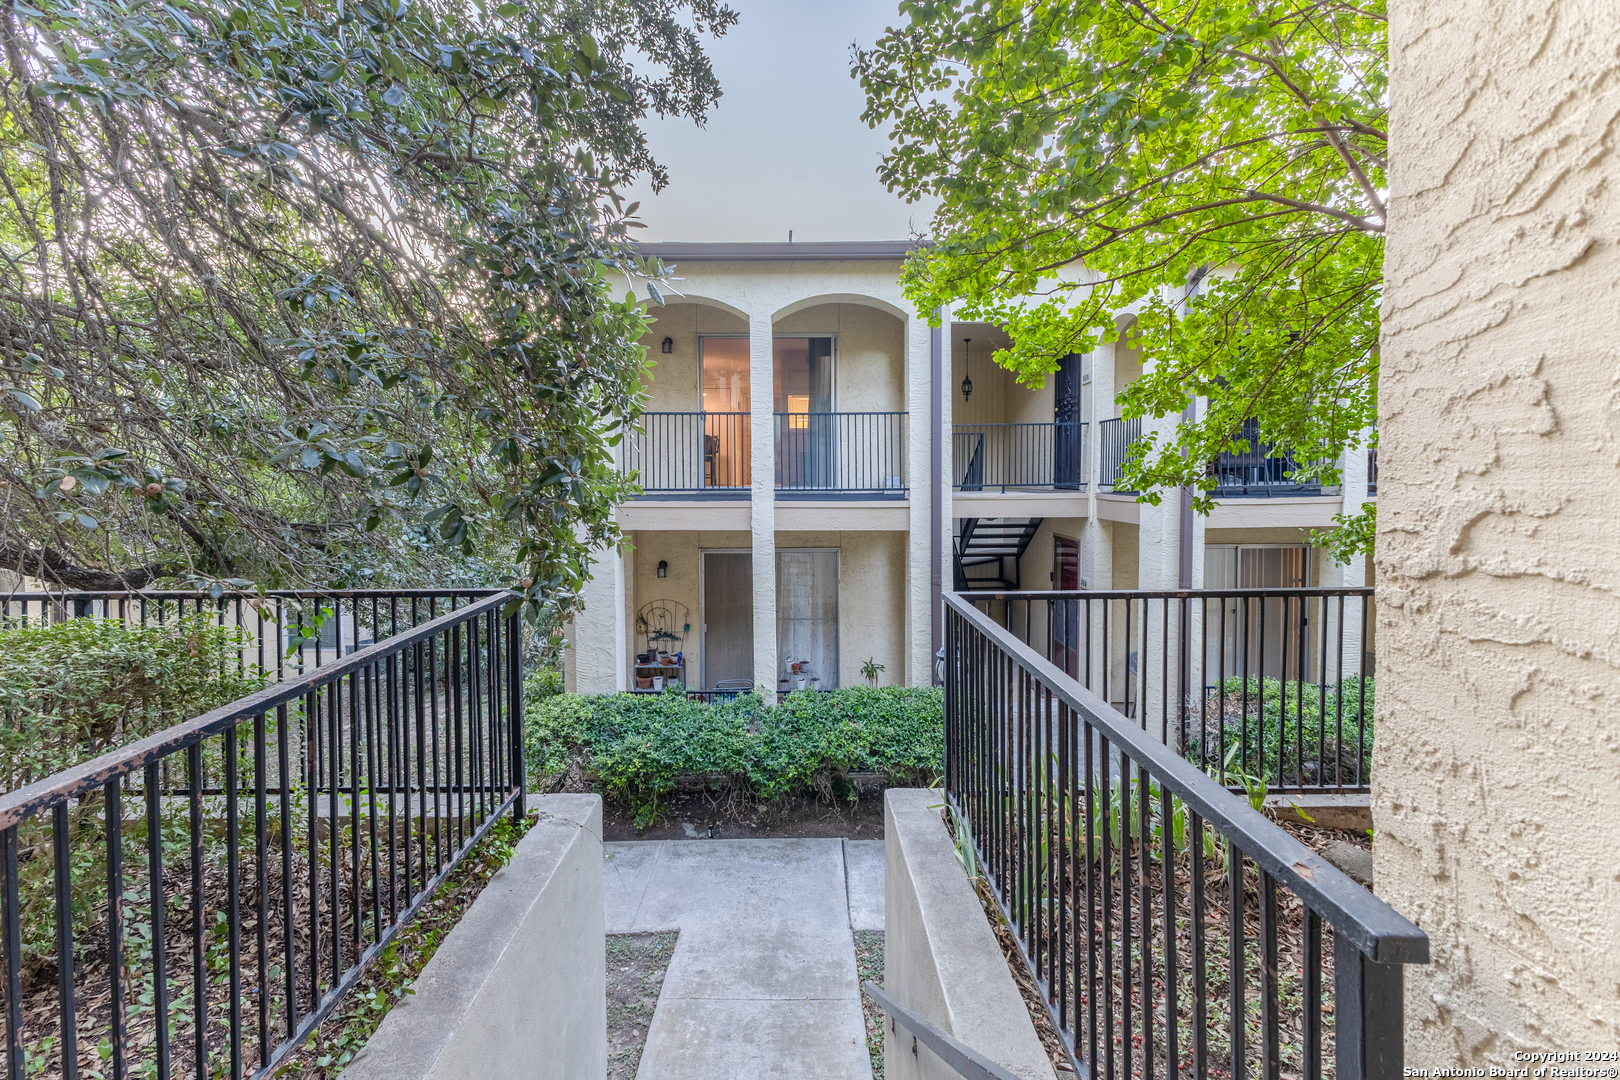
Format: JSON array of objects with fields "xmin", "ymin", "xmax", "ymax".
[{"xmin": 704, "ymin": 434, "xmax": 720, "ymax": 487}]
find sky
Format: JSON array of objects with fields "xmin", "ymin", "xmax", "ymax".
[{"xmin": 621, "ymin": 0, "xmax": 938, "ymax": 243}]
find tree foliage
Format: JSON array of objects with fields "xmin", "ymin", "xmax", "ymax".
[
  {"xmin": 855, "ymin": 0, "xmax": 1383, "ymax": 549},
  {"xmin": 0, "ymin": 0, "xmax": 735, "ymax": 614}
]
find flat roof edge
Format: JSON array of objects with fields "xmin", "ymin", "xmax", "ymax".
[{"xmin": 636, "ymin": 241, "xmax": 924, "ymax": 262}]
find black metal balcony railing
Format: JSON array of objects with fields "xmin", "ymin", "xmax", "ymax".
[
  {"xmin": 1097, "ymin": 416, "xmax": 1142, "ymax": 492},
  {"xmin": 952, "ymin": 422, "xmax": 1088, "ymax": 492},
  {"xmin": 959, "ymin": 589, "xmax": 1376, "ymax": 795},
  {"xmin": 942, "ymin": 592, "xmax": 1426, "ymax": 1080},
  {"xmin": 0, "ymin": 589, "xmax": 522, "ymax": 1078},
  {"xmin": 626, "ymin": 411, "xmax": 750, "ymax": 494},
  {"xmin": 773, "ymin": 411, "xmax": 906, "ymax": 494},
  {"xmin": 1210, "ymin": 421, "xmax": 1323, "ymax": 496}
]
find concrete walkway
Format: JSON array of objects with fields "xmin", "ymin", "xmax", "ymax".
[{"xmin": 604, "ymin": 838, "xmax": 884, "ymax": 1079}]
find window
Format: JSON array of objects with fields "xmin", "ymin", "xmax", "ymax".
[
  {"xmin": 777, "ymin": 549, "xmax": 839, "ymax": 691},
  {"xmin": 773, "ymin": 337, "xmax": 834, "ymax": 413}
]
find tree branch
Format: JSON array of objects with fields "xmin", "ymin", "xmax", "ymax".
[{"xmin": 0, "ymin": 541, "xmax": 179, "ymax": 590}]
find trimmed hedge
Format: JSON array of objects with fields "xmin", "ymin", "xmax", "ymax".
[
  {"xmin": 1190, "ymin": 676, "xmax": 1374, "ymax": 787},
  {"xmin": 525, "ymin": 687, "xmax": 943, "ymax": 824}
]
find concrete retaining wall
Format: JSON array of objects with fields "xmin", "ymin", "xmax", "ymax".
[
  {"xmin": 343, "ymin": 794, "xmax": 606, "ymax": 1080},
  {"xmin": 884, "ymin": 788, "xmax": 1057, "ymax": 1080}
]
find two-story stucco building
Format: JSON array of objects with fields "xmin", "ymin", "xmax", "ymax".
[{"xmin": 561, "ymin": 241, "xmax": 1375, "ymax": 695}]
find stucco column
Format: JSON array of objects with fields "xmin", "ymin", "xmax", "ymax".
[
  {"xmin": 571, "ymin": 531, "xmax": 626, "ymax": 694},
  {"xmin": 905, "ymin": 308, "xmax": 935, "ymax": 686},
  {"xmin": 1383, "ymin": 0, "xmax": 1620, "ymax": 1056},
  {"xmin": 1331, "ymin": 433, "xmax": 1371, "ymax": 681},
  {"xmin": 747, "ymin": 307, "xmax": 777, "ymax": 693}
]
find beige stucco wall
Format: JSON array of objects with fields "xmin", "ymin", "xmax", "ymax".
[
  {"xmin": 1381, "ymin": 0, "xmax": 1620, "ymax": 1056},
  {"xmin": 775, "ymin": 302, "xmax": 904, "ymax": 412},
  {"xmin": 625, "ymin": 530, "xmax": 749, "ymax": 689},
  {"xmin": 639, "ymin": 302, "xmax": 749, "ymax": 412},
  {"xmin": 777, "ymin": 529, "xmax": 907, "ymax": 688},
  {"xmin": 621, "ymin": 529, "xmax": 905, "ymax": 691}
]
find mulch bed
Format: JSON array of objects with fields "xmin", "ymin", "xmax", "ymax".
[
  {"xmin": 5, "ymin": 808, "xmax": 530, "ymax": 1080},
  {"xmin": 967, "ymin": 806, "xmax": 1373, "ymax": 1080}
]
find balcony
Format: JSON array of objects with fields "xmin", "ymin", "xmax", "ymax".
[
  {"xmin": 1101, "ymin": 416, "xmax": 1332, "ymax": 496},
  {"xmin": 1097, "ymin": 415, "xmax": 1142, "ymax": 491},
  {"xmin": 951, "ymin": 422, "xmax": 1087, "ymax": 492},
  {"xmin": 1209, "ymin": 419, "xmax": 1324, "ymax": 496},
  {"xmin": 774, "ymin": 411, "xmax": 906, "ymax": 496},
  {"xmin": 624, "ymin": 411, "xmax": 750, "ymax": 496},
  {"xmin": 624, "ymin": 411, "xmax": 907, "ymax": 497}
]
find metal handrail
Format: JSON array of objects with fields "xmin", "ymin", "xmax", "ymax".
[
  {"xmin": 772, "ymin": 410, "xmax": 906, "ymax": 493},
  {"xmin": 951, "ymin": 422, "xmax": 1088, "ymax": 493},
  {"xmin": 943, "ymin": 591, "xmax": 1425, "ymax": 1080},
  {"xmin": 958, "ymin": 586, "xmax": 1376, "ymax": 795},
  {"xmin": 0, "ymin": 588, "xmax": 524, "ymax": 1077},
  {"xmin": 861, "ymin": 982, "xmax": 1023, "ymax": 1080}
]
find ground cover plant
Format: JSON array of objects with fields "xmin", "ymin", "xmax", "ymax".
[
  {"xmin": 1190, "ymin": 676, "xmax": 1374, "ymax": 789},
  {"xmin": 526, "ymin": 687, "xmax": 945, "ymax": 826}
]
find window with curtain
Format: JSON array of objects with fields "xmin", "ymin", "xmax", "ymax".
[{"xmin": 776, "ymin": 549, "xmax": 839, "ymax": 691}]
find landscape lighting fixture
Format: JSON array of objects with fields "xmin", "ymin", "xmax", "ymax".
[{"xmin": 961, "ymin": 338, "xmax": 973, "ymax": 404}]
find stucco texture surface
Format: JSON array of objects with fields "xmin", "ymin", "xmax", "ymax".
[{"xmin": 1382, "ymin": 0, "xmax": 1620, "ymax": 1056}]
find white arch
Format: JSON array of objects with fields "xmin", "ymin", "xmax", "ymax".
[
  {"xmin": 636, "ymin": 291, "xmax": 752, "ymax": 323},
  {"xmin": 771, "ymin": 291, "xmax": 911, "ymax": 324}
]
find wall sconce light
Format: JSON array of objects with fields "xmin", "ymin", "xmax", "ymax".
[
  {"xmin": 960, "ymin": 337, "xmax": 973, "ymax": 404},
  {"xmin": 656, "ymin": 560, "xmax": 668, "ymax": 578},
  {"xmin": 661, "ymin": 337, "xmax": 673, "ymax": 354}
]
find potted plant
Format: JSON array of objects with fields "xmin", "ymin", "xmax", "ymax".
[{"xmin": 860, "ymin": 657, "xmax": 885, "ymax": 688}]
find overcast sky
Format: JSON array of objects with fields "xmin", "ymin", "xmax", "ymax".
[{"xmin": 621, "ymin": 0, "xmax": 937, "ymax": 243}]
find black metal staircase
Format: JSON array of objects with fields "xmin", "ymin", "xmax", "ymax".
[{"xmin": 953, "ymin": 517, "xmax": 1042, "ymax": 591}]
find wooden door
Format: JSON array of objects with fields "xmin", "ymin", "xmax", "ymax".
[{"xmin": 1050, "ymin": 536, "xmax": 1080, "ymax": 675}]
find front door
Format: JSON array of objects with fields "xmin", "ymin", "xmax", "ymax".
[
  {"xmin": 1050, "ymin": 535, "xmax": 1080, "ymax": 675},
  {"xmin": 1053, "ymin": 352, "xmax": 1082, "ymax": 488},
  {"xmin": 702, "ymin": 552, "xmax": 754, "ymax": 689}
]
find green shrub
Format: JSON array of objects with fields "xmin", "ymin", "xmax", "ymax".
[
  {"xmin": 526, "ymin": 686, "xmax": 944, "ymax": 824},
  {"xmin": 0, "ymin": 613, "xmax": 269, "ymax": 790},
  {"xmin": 0, "ymin": 613, "xmax": 269, "ymax": 966},
  {"xmin": 1189, "ymin": 676, "xmax": 1374, "ymax": 787},
  {"xmin": 523, "ymin": 666, "xmax": 564, "ymax": 710}
]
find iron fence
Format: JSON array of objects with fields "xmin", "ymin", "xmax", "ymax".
[
  {"xmin": 942, "ymin": 592, "xmax": 1424, "ymax": 1080},
  {"xmin": 1209, "ymin": 422, "xmax": 1324, "ymax": 496},
  {"xmin": 624, "ymin": 411, "xmax": 750, "ymax": 493},
  {"xmin": 952, "ymin": 423, "xmax": 1088, "ymax": 492},
  {"xmin": 1098, "ymin": 418, "xmax": 1142, "ymax": 492},
  {"xmin": 958, "ymin": 590, "xmax": 1375, "ymax": 795},
  {"xmin": 773, "ymin": 412, "xmax": 906, "ymax": 494},
  {"xmin": 0, "ymin": 589, "xmax": 523, "ymax": 1078}
]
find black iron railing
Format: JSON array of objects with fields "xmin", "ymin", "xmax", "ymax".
[
  {"xmin": 1098, "ymin": 417, "xmax": 1142, "ymax": 492},
  {"xmin": 625, "ymin": 411, "xmax": 750, "ymax": 494},
  {"xmin": 773, "ymin": 412, "xmax": 906, "ymax": 494},
  {"xmin": 952, "ymin": 423, "xmax": 1088, "ymax": 493},
  {"xmin": 959, "ymin": 589, "xmax": 1375, "ymax": 795},
  {"xmin": 0, "ymin": 589, "xmax": 523, "ymax": 1078},
  {"xmin": 943, "ymin": 592, "xmax": 1425, "ymax": 1080},
  {"xmin": 1209, "ymin": 422, "xmax": 1324, "ymax": 496}
]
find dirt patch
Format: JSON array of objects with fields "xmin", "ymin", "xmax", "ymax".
[
  {"xmin": 607, "ymin": 931, "xmax": 678, "ymax": 1080},
  {"xmin": 854, "ymin": 930, "xmax": 885, "ymax": 1079},
  {"xmin": 601, "ymin": 786, "xmax": 887, "ymax": 841}
]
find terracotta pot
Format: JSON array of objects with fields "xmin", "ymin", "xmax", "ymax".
[{"xmin": 636, "ymin": 676, "xmax": 653, "ymax": 690}]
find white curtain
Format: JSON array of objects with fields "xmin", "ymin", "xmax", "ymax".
[{"xmin": 777, "ymin": 550, "xmax": 839, "ymax": 690}]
